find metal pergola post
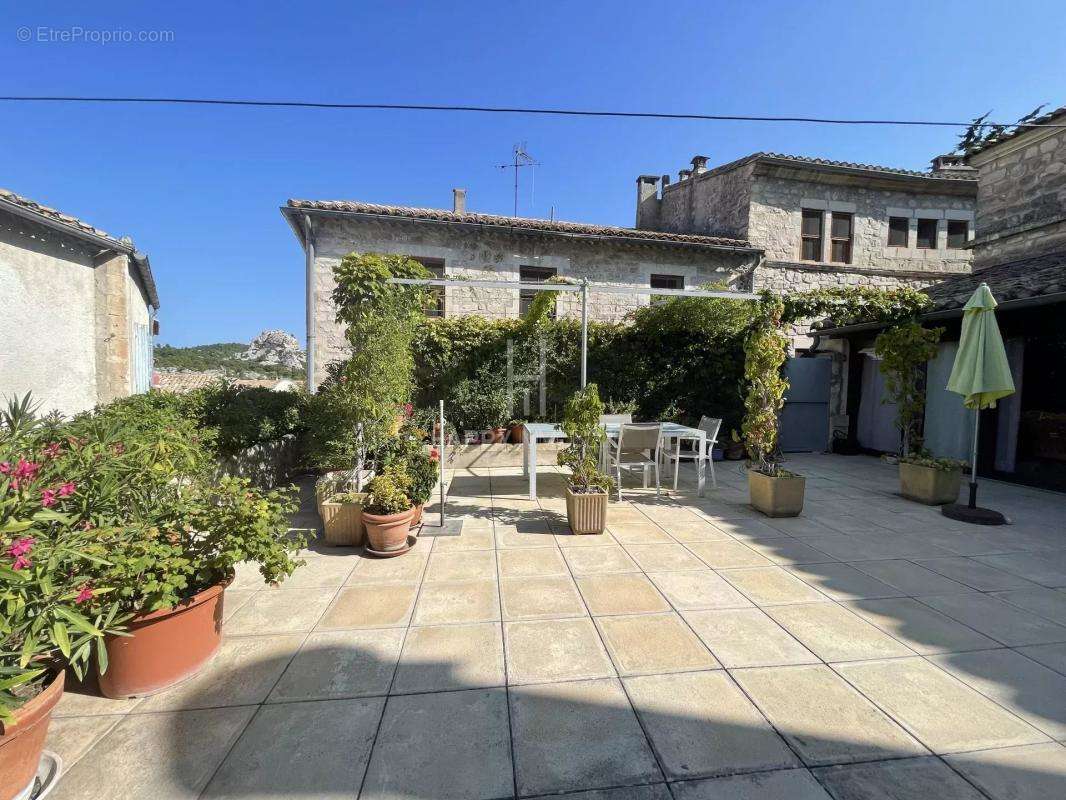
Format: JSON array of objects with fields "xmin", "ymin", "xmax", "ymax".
[{"xmin": 580, "ymin": 279, "xmax": 589, "ymax": 387}]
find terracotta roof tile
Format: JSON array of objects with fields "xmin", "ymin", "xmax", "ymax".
[{"xmin": 925, "ymin": 250, "xmax": 1066, "ymax": 310}]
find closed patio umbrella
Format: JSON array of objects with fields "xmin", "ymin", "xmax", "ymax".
[{"xmin": 942, "ymin": 283, "xmax": 1015, "ymax": 525}]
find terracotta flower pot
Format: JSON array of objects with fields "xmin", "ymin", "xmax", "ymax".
[
  {"xmin": 748, "ymin": 469, "xmax": 806, "ymax": 518},
  {"xmin": 410, "ymin": 504, "xmax": 424, "ymax": 529},
  {"xmin": 508, "ymin": 425, "xmax": 525, "ymax": 444},
  {"xmin": 322, "ymin": 494, "xmax": 367, "ymax": 546},
  {"xmin": 363, "ymin": 508, "xmax": 414, "ymax": 552},
  {"xmin": 899, "ymin": 462, "xmax": 962, "ymax": 505},
  {"xmin": 565, "ymin": 487, "xmax": 608, "ymax": 535},
  {"xmin": 98, "ymin": 580, "xmax": 228, "ymax": 699},
  {"xmin": 0, "ymin": 672, "xmax": 64, "ymax": 800},
  {"xmin": 488, "ymin": 427, "xmax": 507, "ymax": 444}
]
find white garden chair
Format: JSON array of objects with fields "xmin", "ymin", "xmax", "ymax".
[
  {"xmin": 607, "ymin": 423, "xmax": 662, "ymax": 501},
  {"xmin": 598, "ymin": 413, "xmax": 634, "ymax": 425},
  {"xmin": 660, "ymin": 415, "xmax": 721, "ymax": 490}
]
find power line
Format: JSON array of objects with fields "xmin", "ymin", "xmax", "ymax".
[{"xmin": 0, "ymin": 95, "xmax": 1064, "ymax": 129}]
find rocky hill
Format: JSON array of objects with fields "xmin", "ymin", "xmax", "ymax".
[{"xmin": 155, "ymin": 330, "xmax": 306, "ymax": 379}]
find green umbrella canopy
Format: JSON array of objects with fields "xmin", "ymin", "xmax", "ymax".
[{"xmin": 946, "ymin": 283, "xmax": 1016, "ymax": 410}]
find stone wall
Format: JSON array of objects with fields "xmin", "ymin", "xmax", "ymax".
[
  {"xmin": 752, "ymin": 263, "xmax": 944, "ymax": 293},
  {"xmin": 656, "ymin": 162, "xmax": 754, "ymax": 238},
  {"xmin": 968, "ymin": 120, "xmax": 1066, "ymax": 268},
  {"xmin": 748, "ymin": 175, "xmax": 974, "ymax": 274},
  {"xmin": 307, "ymin": 215, "xmax": 758, "ymax": 386}
]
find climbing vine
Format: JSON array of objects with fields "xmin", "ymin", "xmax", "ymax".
[
  {"xmin": 740, "ymin": 293, "xmax": 790, "ymax": 476},
  {"xmin": 874, "ymin": 322, "xmax": 944, "ymax": 457},
  {"xmin": 781, "ymin": 286, "xmax": 932, "ymax": 329}
]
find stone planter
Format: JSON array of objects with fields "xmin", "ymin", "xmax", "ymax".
[
  {"xmin": 98, "ymin": 579, "xmax": 229, "ymax": 699},
  {"xmin": 321, "ymin": 494, "xmax": 367, "ymax": 547},
  {"xmin": 899, "ymin": 462, "xmax": 962, "ymax": 505},
  {"xmin": 748, "ymin": 469, "xmax": 805, "ymax": 518},
  {"xmin": 0, "ymin": 672, "xmax": 63, "ymax": 800},
  {"xmin": 565, "ymin": 487, "xmax": 608, "ymax": 535}
]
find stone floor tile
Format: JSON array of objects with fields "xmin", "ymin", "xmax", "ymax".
[
  {"xmin": 646, "ymin": 570, "xmax": 753, "ymax": 610},
  {"xmin": 624, "ymin": 543, "xmax": 707, "ymax": 572},
  {"xmin": 671, "ymin": 769, "xmax": 831, "ymax": 800},
  {"xmin": 412, "ymin": 579, "xmax": 500, "ymax": 625},
  {"xmin": 928, "ymin": 648, "xmax": 1066, "ymax": 739},
  {"xmin": 576, "ymin": 573, "xmax": 671, "ymax": 615},
  {"xmin": 992, "ymin": 587, "xmax": 1066, "ymax": 625},
  {"xmin": 220, "ymin": 589, "xmax": 255, "ymax": 623},
  {"xmin": 762, "ymin": 517, "xmax": 840, "ymax": 539},
  {"xmin": 811, "ymin": 756, "xmax": 986, "ymax": 800},
  {"xmin": 608, "ymin": 522, "xmax": 674, "ymax": 544},
  {"xmin": 392, "ymin": 622, "xmax": 504, "ymax": 694},
  {"xmin": 914, "ymin": 556, "xmax": 1041, "ymax": 591},
  {"xmin": 500, "ymin": 575, "xmax": 588, "ymax": 620},
  {"xmin": 945, "ymin": 742, "xmax": 1066, "ymax": 800},
  {"xmin": 49, "ymin": 706, "xmax": 256, "ymax": 800},
  {"xmin": 800, "ymin": 535, "xmax": 900, "ymax": 562},
  {"xmin": 495, "ymin": 526, "xmax": 558, "ymax": 548},
  {"xmin": 978, "ymin": 552, "xmax": 1066, "ymax": 588},
  {"xmin": 555, "ymin": 530, "xmax": 619, "ymax": 546},
  {"xmin": 684, "ymin": 541, "xmax": 773, "ymax": 569},
  {"xmin": 229, "ymin": 559, "xmax": 273, "ymax": 591},
  {"xmin": 505, "ymin": 617, "xmax": 615, "ymax": 684},
  {"xmin": 135, "ymin": 634, "xmax": 303, "ymax": 711},
  {"xmin": 562, "ymin": 545, "xmax": 641, "ymax": 575},
  {"xmin": 527, "ymin": 787, "xmax": 671, "ymax": 800},
  {"xmin": 54, "ymin": 671, "xmax": 144, "ymax": 717},
  {"xmin": 742, "ymin": 538, "xmax": 838, "ymax": 565},
  {"xmin": 45, "ymin": 716, "xmax": 122, "ymax": 776},
  {"xmin": 733, "ymin": 664, "xmax": 926, "ymax": 766},
  {"xmin": 317, "ymin": 583, "xmax": 419, "ymax": 630},
  {"xmin": 272, "ymin": 554, "xmax": 358, "ymax": 589},
  {"xmin": 498, "ymin": 546, "xmax": 568, "ymax": 577},
  {"xmin": 225, "ymin": 587, "xmax": 335, "ymax": 635},
  {"xmin": 424, "ymin": 549, "xmax": 498, "ymax": 582},
  {"xmin": 1017, "ymin": 642, "xmax": 1066, "ymax": 675},
  {"xmin": 624, "ymin": 670, "xmax": 797, "ymax": 780},
  {"xmin": 918, "ymin": 593, "xmax": 1066, "ymax": 647},
  {"xmin": 784, "ymin": 562, "xmax": 905, "ymax": 601},
  {"xmin": 683, "ymin": 608, "xmax": 819, "ymax": 668},
  {"xmin": 362, "ymin": 689, "xmax": 513, "ymax": 800},
  {"xmin": 595, "ymin": 613, "xmax": 718, "ymax": 676},
  {"xmin": 509, "ymin": 678, "xmax": 662, "ymax": 796},
  {"xmin": 717, "ymin": 566, "xmax": 831, "ymax": 605},
  {"xmin": 346, "ymin": 552, "xmax": 429, "ymax": 583},
  {"xmin": 842, "ymin": 597, "xmax": 998, "ymax": 655},
  {"xmin": 708, "ymin": 518, "xmax": 784, "ymax": 540},
  {"xmin": 269, "ymin": 628, "xmax": 404, "ymax": 702},
  {"xmin": 835, "ymin": 657, "xmax": 1049, "ymax": 753},
  {"xmin": 202, "ymin": 698, "xmax": 383, "ymax": 799},
  {"xmin": 847, "ymin": 559, "xmax": 976, "ymax": 597},
  {"xmin": 764, "ymin": 602, "xmax": 915, "ymax": 662},
  {"xmin": 658, "ymin": 517, "xmax": 733, "ymax": 542},
  {"xmin": 430, "ymin": 527, "xmax": 496, "ymax": 552}
]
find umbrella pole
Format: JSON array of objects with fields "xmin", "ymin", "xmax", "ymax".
[{"xmin": 968, "ymin": 407, "xmax": 979, "ymax": 509}]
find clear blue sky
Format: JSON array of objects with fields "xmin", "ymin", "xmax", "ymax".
[{"xmin": 3, "ymin": 1, "xmax": 1062, "ymax": 346}]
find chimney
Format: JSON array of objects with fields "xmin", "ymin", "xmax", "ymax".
[
  {"xmin": 452, "ymin": 188, "xmax": 467, "ymax": 214},
  {"xmin": 678, "ymin": 169, "xmax": 692, "ymax": 181},
  {"xmin": 691, "ymin": 155, "xmax": 709, "ymax": 174},
  {"xmin": 930, "ymin": 154, "xmax": 977, "ymax": 177},
  {"xmin": 635, "ymin": 175, "xmax": 661, "ymax": 230}
]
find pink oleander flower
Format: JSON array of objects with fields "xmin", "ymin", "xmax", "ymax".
[
  {"xmin": 404, "ymin": 403, "xmax": 414, "ymax": 418},
  {"xmin": 75, "ymin": 585, "xmax": 94, "ymax": 604},
  {"xmin": 13, "ymin": 459, "xmax": 40, "ymax": 480},
  {"xmin": 58, "ymin": 482, "xmax": 76, "ymax": 497},
  {"xmin": 80, "ymin": 520, "xmax": 95, "ymax": 530},
  {"xmin": 42, "ymin": 442, "xmax": 62, "ymax": 458},
  {"xmin": 429, "ymin": 447, "xmax": 440, "ymax": 461},
  {"xmin": 12, "ymin": 554, "xmax": 31, "ymax": 570},
  {"xmin": 40, "ymin": 489, "xmax": 57, "ymax": 507},
  {"xmin": 0, "ymin": 462, "xmax": 10, "ymax": 474},
  {"xmin": 8, "ymin": 537, "xmax": 35, "ymax": 557}
]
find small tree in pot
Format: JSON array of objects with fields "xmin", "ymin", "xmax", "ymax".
[
  {"xmin": 741, "ymin": 295, "xmax": 804, "ymax": 517},
  {"xmin": 558, "ymin": 384, "xmax": 613, "ymax": 534},
  {"xmin": 361, "ymin": 466, "xmax": 415, "ymax": 554}
]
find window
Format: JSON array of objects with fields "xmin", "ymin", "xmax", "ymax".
[
  {"xmin": 650, "ymin": 274, "xmax": 684, "ymax": 303},
  {"xmin": 916, "ymin": 218, "xmax": 939, "ymax": 249},
  {"xmin": 829, "ymin": 213, "xmax": 853, "ymax": 264},
  {"xmin": 888, "ymin": 216, "xmax": 909, "ymax": 247},
  {"xmin": 410, "ymin": 256, "xmax": 445, "ymax": 317},
  {"xmin": 519, "ymin": 265, "xmax": 557, "ymax": 318},
  {"xmin": 947, "ymin": 219, "xmax": 970, "ymax": 249},
  {"xmin": 801, "ymin": 209, "xmax": 824, "ymax": 262}
]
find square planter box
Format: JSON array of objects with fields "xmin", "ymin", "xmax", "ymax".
[
  {"xmin": 321, "ymin": 495, "xmax": 367, "ymax": 547},
  {"xmin": 899, "ymin": 461, "xmax": 962, "ymax": 505},
  {"xmin": 565, "ymin": 487, "xmax": 608, "ymax": 535},
  {"xmin": 748, "ymin": 469, "xmax": 805, "ymax": 518}
]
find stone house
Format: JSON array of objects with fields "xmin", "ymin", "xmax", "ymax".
[
  {"xmin": 819, "ymin": 105, "xmax": 1066, "ymax": 489},
  {"xmin": 635, "ymin": 152, "xmax": 978, "ymax": 295},
  {"xmin": 281, "ymin": 194, "xmax": 761, "ymax": 388},
  {"xmin": 0, "ymin": 188, "xmax": 159, "ymax": 415}
]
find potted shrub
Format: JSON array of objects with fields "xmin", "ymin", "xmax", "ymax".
[
  {"xmin": 558, "ymin": 384, "xmax": 612, "ymax": 535},
  {"xmin": 405, "ymin": 449, "xmax": 438, "ymax": 528},
  {"xmin": 361, "ymin": 467, "xmax": 415, "ymax": 554},
  {"xmin": 899, "ymin": 451, "xmax": 964, "ymax": 505},
  {"xmin": 1, "ymin": 399, "xmax": 125, "ymax": 800},
  {"xmin": 873, "ymin": 321, "xmax": 946, "ymax": 503},
  {"xmin": 507, "ymin": 419, "xmax": 525, "ymax": 444},
  {"xmin": 741, "ymin": 296, "xmax": 805, "ymax": 517},
  {"xmin": 321, "ymin": 491, "xmax": 367, "ymax": 546}
]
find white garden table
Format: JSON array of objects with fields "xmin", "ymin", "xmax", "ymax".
[{"xmin": 521, "ymin": 421, "xmax": 708, "ymax": 501}]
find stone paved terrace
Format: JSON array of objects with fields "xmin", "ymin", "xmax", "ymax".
[{"xmin": 45, "ymin": 454, "xmax": 1066, "ymax": 800}]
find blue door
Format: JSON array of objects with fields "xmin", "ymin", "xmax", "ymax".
[{"xmin": 780, "ymin": 357, "xmax": 831, "ymax": 452}]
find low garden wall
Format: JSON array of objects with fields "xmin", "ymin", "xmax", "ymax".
[
  {"xmin": 215, "ymin": 434, "xmax": 300, "ymax": 489},
  {"xmin": 444, "ymin": 442, "xmax": 566, "ymax": 469}
]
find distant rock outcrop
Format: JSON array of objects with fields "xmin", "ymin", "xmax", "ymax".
[{"xmin": 238, "ymin": 330, "xmax": 306, "ymax": 370}]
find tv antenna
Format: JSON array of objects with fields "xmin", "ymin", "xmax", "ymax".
[{"xmin": 497, "ymin": 143, "xmax": 538, "ymax": 217}]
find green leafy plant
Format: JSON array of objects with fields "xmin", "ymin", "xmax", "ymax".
[
  {"xmin": 330, "ymin": 491, "xmax": 366, "ymax": 504},
  {"xmin": 900, "ymin": 449, "xmax": 967, "ymax": 473},
  {"xmin": 874, "ymin": 322, "xmax": 943, "ymax": 457},
  {"xmin": 558, "ymin": 384, "xmax": 612, "ymax": 494},
  {"xmin": 363, "ymin": 467, "xmax": 413, "ymax": 516},
  {"xmin": 449, "ymin": 370, "xmax": 513, "ymax": 434},
  {"xmin": 740, "ymin": 294, "xmax": 791, "ymax": 476}
]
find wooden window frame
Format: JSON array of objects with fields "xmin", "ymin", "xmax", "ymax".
[
  {"xmin": 829, "ymin": 212, "xmax": 853, "ymax": 264},
  {"xmin": 800, "ymin": 208, "xmax": 824, "ymax": 263},
  {"xmin": 519, "ymin": 265, "xmax": 557, "ymax": 318},
  {"xmin": 888, "ymin": 216, "xmax": 909, "ymax": 247},
  {"xmin": 946, "ymin": 219, "xmax": 970, "ymax": 249},
  {"xmin": 916, "ymin": 218, "xmax": 939, "ymax": 250}
]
